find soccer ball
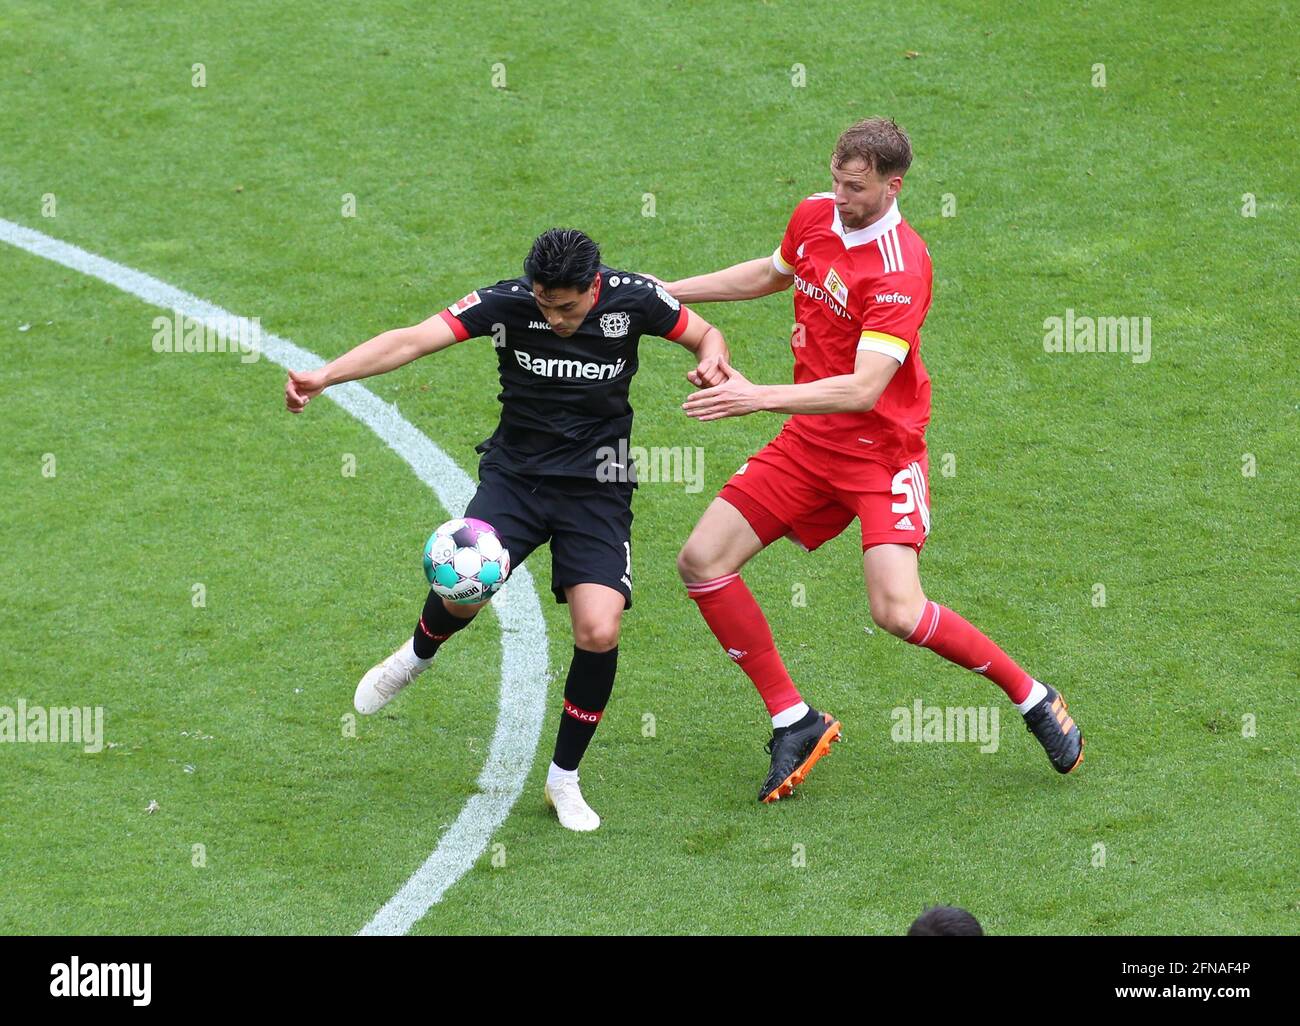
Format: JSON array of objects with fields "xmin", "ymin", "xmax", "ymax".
[{"xmin": 422, "ymin": 517, "xmax": 511, "ymax": 605}]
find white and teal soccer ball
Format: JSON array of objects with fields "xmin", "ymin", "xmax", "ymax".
[{"xmin": 422, "ymin": 517, "xmax": 511, "ymax": 605}]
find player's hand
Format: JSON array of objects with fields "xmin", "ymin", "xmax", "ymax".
[
  {"xmin": 687, "ymin": 353, "xmax": 728, "ymax": 388},
  {"xmin": 682, "ymin": 357, "xmax": 763, "ymax": 421},
  {"xmin": 285, "ymin": 369, "xmax": 327, "ymax": 413}
]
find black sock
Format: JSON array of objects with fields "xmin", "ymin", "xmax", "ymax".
[
  {"xmin": 552, "ymin": 645, "xmax": 618, "ymax": 772},
  {"xmin": 411, "ymin": 590, "xmax": 476, "ymax": 660}
]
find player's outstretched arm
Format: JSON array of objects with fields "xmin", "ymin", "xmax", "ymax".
[
  {"xmin": 662, "ymin": 257, "xmax": 792, "ymax": 305},
  {"xmin": 284, "ymin": 313, "xmax": 461, "ymax": 413},
  {"xmin": 669, "ymin": 308, "xmax": 732, "ymax": 388},
  {"xmin": 682, "ymin": 349, "xmax": 900, "ymax": 421}
]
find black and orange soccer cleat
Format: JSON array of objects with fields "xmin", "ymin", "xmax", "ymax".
[
  {"xmin": 759, "ymin": 709, "xmax": 843, "ymax": 803},
  {"xmin": 1023, "ymin": 684, "xmax": 1084, "ymax": 773}
]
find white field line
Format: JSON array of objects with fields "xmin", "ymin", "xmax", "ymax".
[{"xmin": 0, "ymin": 218, "xmax": 550, "ymax": 936}]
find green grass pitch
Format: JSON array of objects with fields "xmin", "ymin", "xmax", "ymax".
[{"xmin": 1, "ymin": 0, "xmax": 1295, "ymax": 935}]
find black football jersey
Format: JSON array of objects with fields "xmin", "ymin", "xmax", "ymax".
[{"xmin": 437, "ymin": 266, "xmax": 689, "ymax": 479}]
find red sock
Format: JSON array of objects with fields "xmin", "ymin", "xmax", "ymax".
[
  {"xmin": 685, "ymin": 574, "xmax": 803, "ymax": 717},
  {"xmin": 905, "ymin": 600, "xmax": 1033, "ymax": 704}
]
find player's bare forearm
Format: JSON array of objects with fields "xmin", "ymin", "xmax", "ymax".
[
  {"xmin": 686, "ymin": 326, "xmax": 732, "ymax": 388},
  {"xmin": 670, "ymin": 309, "xmax": 733, "ymax": 389},
  {"xmin": 683, "ymin": 349, "xmax": 898, "ymax": 421},
  {"xmin": 689, "ymin": 325, "xmax": 730, "ymax": 363},
  {"xmin": 759, "ymin": 349, "xmax": 900, "ymax": 414},
  {"xmin": 755, "ymin": 375, "xmax": 877, "ymax": 414},
  {"xmin": 321, "ymin": 321, "xmax": 449, "ymax": 386},
  {"xmin": 285, "ymin": 314, "xmax": 458, "ymax": 413},
  {"xmin": 665, "ymin": 257, "xmax": 791, "ymax": 304}
]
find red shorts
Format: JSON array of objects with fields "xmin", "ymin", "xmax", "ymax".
[{"xmin": 719, "ymin": 426, "xmax": 931, "ymax": 553}]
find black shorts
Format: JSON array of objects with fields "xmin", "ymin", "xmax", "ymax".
[{"xmin": 464, "ymin": 463, "xmax": 635, "ymax": 609}]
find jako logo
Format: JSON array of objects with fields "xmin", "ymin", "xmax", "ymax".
[
  {"xmin": 563, "ymin": 700, "xmax": 601, "ymax": 724},
  {"xmin": 874, "ymin": 292, "xmax": 912, "ymax": 305},
  {"xmin": 514, "ymin": 349, "xmax": 625, "ymax": 380},
  {"xmin": 50, "ymin": 957, "xmax": 151, "ymax": 1006}
]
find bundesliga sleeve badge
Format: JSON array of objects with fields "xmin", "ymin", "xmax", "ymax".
[{"xmin": 449, "ymin": 290, "xmax": 482, "ymax": 315}]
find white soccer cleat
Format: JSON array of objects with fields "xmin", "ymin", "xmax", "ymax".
[
  {"xmin": 353, "ymin": 638, "xmax": 429, "ymax": 715},
  {"xmin": 544, "ymin": 777, "xmax": 601, "ymax": 832}
]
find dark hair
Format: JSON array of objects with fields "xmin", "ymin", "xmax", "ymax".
[
  {"xmin": 524, "ymin": 228, "xmax": 601, "ymax": 291},
  {"xmin": 907, "ymin": 905, "xmax": 984, "ymax": 936},
  {"xmin": 833, "ymin": 117, "xmax": 913, "ymax": 178}
]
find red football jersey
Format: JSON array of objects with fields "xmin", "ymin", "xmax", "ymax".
[{"xmin": 773, "ymin": 194, "xmax": 933, "ymax": 466}]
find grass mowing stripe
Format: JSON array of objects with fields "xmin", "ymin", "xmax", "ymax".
[{"xmin": 0, "ymin": 217, "xmax": 550, "ymax": 935}]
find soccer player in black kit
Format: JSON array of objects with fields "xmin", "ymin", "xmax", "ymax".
[{"xmin": 284, "ymin": 229, "xmax": 729, "ymax": 831}]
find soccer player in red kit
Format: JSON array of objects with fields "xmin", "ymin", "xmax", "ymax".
[{"xmin": 662, "ymin": 118, "xmax": 1084, "ymax": 802}]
